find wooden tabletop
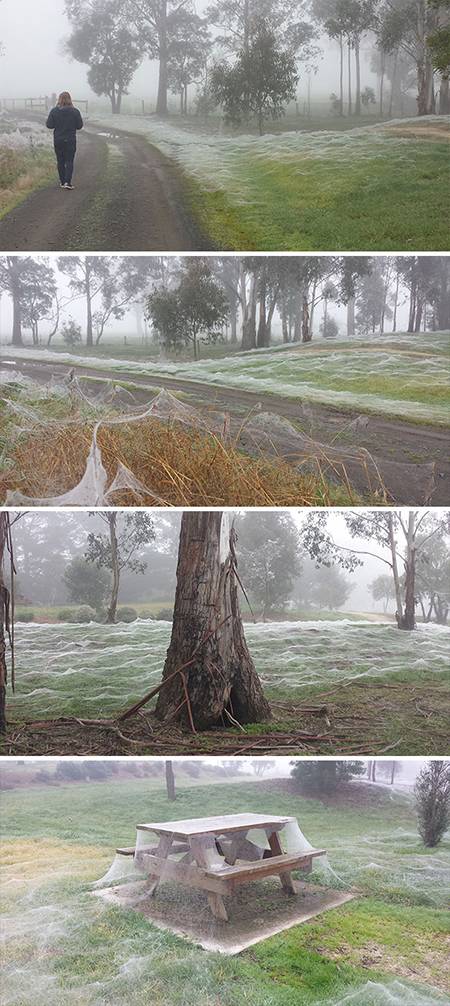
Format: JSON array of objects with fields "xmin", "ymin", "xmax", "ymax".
[{"xmin": 136, "ymin": 813, "xmax": 295, "ymax": 838}]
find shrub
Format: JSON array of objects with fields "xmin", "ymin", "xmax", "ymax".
[
  {"xmin": 57, "ymin": 608, "xmax": 73, "ymax": 621},
  {"xmin": 155, "ymin": 608, "xmax": 173, "ymax": 621},
  {"xmin": 415, "ymin": 760, "xmax": 450, "ymax": 847},
  {"xmin": 290, "ymin": 760, "xmax": 365, "ymax": 796},
  {"xmin": 116, "ymin": 606, "xmax": 138, "ymax": 623},
  {"xmin": 16, "ymin": 610, "xmax": 34, "ymax": 622},
  {"xmin": 71, "ymin": 605, "xmax": 97, "ymax": 623}
]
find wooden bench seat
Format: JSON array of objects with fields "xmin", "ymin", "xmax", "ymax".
[
  {"xmin": 205, "ymin": 849, "xmax": 325, "ymax": 885},
  {"xmin": 116, "ymin": 843, "xmax": 190, "ymax": 857}
]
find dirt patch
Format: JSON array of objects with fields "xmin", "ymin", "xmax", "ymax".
[{"xmin": 94, "ymin": 877, "xmax": 354, "ymax": 954}]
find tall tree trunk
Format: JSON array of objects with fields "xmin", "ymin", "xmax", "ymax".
[
  {"xmin": 354, "ymin": 38, "xmax": 361, "ymax": 116},
  {"xmin": 439, "ymin": 73, "xmax": 450, "ymax": 114},
  {"xmin": 388, "ymin": 514, "xmax": 405, "ymax": 629},
  {"xmin": 402, "ymin": 512, "xmax": 416, "ymax": 631},
  {"xmin": 155, "ymin": 513, "xmax": 271, "ymax": 730},
  {"xmin": 347, "ymin": 296, "xmax": 355, "ymax": 337},
  {"xmin": 257, "ymin": 273, "xmax": 268, "ymax": 348},
  {"xmin": 347, "ymin": 40, "xmax": 352, "ymax": 116},
  {"xmin": 309, "ymin": 278, "xmax": 318, "ymax": 335},
  {"xmin": 389, "ymin": 51, "xmax": 398, "ymax": 118},
  {"xmin": 85, "ymin": 263, "xmax": 93, "ymax": 348},
  {"xmin": 156, "ymin": 0, "xmax": 169, "ymax": 117},
  {"xmin": 106, "ymin": 515, "xmax": 120, "ymax": 624},
  {"xmin": 301, "ymin": 294, "xmax": 311, "ymax": 342},
  {"xmin": 392, "ymin": 273, "xmax": 399, "ymax": 332},
  {"xmin": 10, "ymin": 258, "xmax": 23, "ymax": 346},
  {"xmin": 339, "ymin": 34, "xmax": 344, "ymax": 114},
  {"xmin": 0, "ymin": 514, "xmax": 11, "ymax": 734},
  {"xmin": 241, "ymin": 274, "xmax": 257, "ymax": 349},
  {"xmin": 165, "ymin": 760, "xmax": 176, "ymax": 800}
]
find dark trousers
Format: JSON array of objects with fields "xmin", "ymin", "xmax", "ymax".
[{"xmin": 54, "ymin": 138, "xmax": 76, "ymax": 185}]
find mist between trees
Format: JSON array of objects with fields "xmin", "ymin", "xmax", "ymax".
[
  {"xmin": 1, "ymin": 255, "xmax": 449, "ymax": 354},
  {"xmin": 7, "ymin": 508, "xmax": 450, "ymax": 628},
  {"xmin": 49, "ymin": 1, "xmax": 450, "ymax": 123}
]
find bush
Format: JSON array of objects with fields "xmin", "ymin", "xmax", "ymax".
[
  {"xmin": 71, "ymin": 605, "xmax": 97, "ymax": 623},
  {"xmin": 56, "ymin": 762, "xmax": 88, "ymax": 781},
  {"xmin": 155, "ymin": 608, "xmax": 173, "ymax": 621},
  {"xmin": 415, "ymin": 760, "xmax": 450, "ymax": 847},
  {"xmin": 116, "ymin": 606, "xmax": 138, "ymax": 623},
  {"xmin": 290, "ymin": 760, "xmax": 365, "ymax": 796},
  {"xmin": 57, "ymin": 608, "xmax": 73, "ymax": 622},
  {"xmin": 16, "ymin": 610, "xmax": 34, "ymax": 622}
]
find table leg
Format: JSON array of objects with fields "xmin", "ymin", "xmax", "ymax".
[
  {"xmin": 144, "ymin": 833, "xmax": 174, "ymax": 897},
  {"xmin": 207, "ymin": 892, "xmax": 229, "ymax": 921},
  {"xmin": 190, "ymin": 835, "xmax": 229, "ymax": 922},
  {"xmin": 267, "ymin": 830, "xmax": 296, "ymax": 895}
]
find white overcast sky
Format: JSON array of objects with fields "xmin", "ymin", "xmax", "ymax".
[{"xmin": 0, "ymin": 0, "xmax": 377, "ymax": 103}]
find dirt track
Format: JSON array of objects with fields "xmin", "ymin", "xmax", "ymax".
[
  {"xmin": 4, "ymin": 356, "xmax": 449, "ymax": 505},
  {"xmin": 0, "ymin": 126, "xmax": 203, "ymax": 251}
]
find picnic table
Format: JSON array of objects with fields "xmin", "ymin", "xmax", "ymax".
[{"xmin": 117, "ymin": 813, "xmax": 325, "ymax": 921}]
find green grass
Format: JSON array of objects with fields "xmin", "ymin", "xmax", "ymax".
[
  {"xmin": 6, "ymin": 619, "xmax": 450, "ymax": 755},
  {"xmin": 1, "ymin": 776, "xmax": 449, "ymax": 1006},
  {"xmin": 188, "ymin": 139, "xmax": 450, "ymax": 251},
  {"xmin": 0, "ymin": 146, "xmax": 55, "ymax": 218}
]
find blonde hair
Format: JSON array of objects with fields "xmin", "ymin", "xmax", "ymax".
[{"xmin": 57, "ymin": 91, "xmax": 73, "ymax": 107}]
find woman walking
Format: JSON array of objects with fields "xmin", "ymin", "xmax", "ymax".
[{"xmin": 46, "ymin": 92, "xmax": 84, "ymax": 189}]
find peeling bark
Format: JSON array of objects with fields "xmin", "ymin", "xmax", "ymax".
[{"xmin": 155, "ymin": 513, "xmax": 271, "ymax": 730}]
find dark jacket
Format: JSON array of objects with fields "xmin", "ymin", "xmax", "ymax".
[{"xmin": 46, "ymin": 105, "xmax": 83, "ymax": 143}]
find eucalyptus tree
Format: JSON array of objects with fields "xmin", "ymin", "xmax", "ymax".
[
  {"xmin": 85, "ymin": 512, "xmax": 155, "ymax": 623},
  {"xmin": 124, "ymin": 0, "xmax": 197, "ymax": 116},
  {"xmin": 378, "ymin": 0, "xmax": 446, "ymax": 115},
  {"xmin": 57, "ymin": 256, "xmax": 152, "ymax": 346},
  {"xmin": 303, "ymin": 510, "xmax": 450, "ymax": 630},
  {"xmin": 65, "ymin": 0, "xmax": 145, "ymax": 113},
  {"xmin": 0, "ymin": 256, "xmax": 56, "ymax": 347},
  {"xmin": 155, "ymin": 512, "xmax": 271, "ymax": 729},
  {"xmin": 206, "ymin": 0, "xmax": 316, "ymax": 56},
  {"xmin": 167, "ymin": 10, "xmax": 211, "ymax": 114}
]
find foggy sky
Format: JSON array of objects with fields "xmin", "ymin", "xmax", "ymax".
[
  {"xmin": 0, "ymin": 0, "xmax": 378, "ymax": 104},
  {"xmin": 12, "ymin": 510, "xmax": 409, "ymax": 615}
]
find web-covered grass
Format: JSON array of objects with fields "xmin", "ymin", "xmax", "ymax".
[
  {"xmin": 9, "ymin": 619, "xmax": 450, "ymax": 721},
  {"xmin": 0, "ymin": 113, "xmax": 54, "ymax": 217},
  {"xmin": 90, "ymin": 112, "xmax": 450, "ymax": 250},
  {"xmin": 7, "ymin": 331, "xmax": 450, "ymax": 426},
  {"xmin": 1, "ymin": 777, "xmax": 449, "ymax": 1005}
]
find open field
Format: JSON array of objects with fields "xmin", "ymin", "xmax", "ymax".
[
  {"xmin": 8, "ymin": 332, "xmax": 450, "ymax": 425},
  {"xmin": 90, "ymin": 113, "xmax": 450, "ymax": 250},
  {"xmin": 1, "ymin": 774, "xmax": 449, "ymax": 1005},
  {"xmin": 4, "ymin": 619, "xmax": 449, "ymax": 756}
]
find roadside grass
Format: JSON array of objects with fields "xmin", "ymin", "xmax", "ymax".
[
  {"xmin": 163, "ymin": 337, "xmax": 450, "ymax": 427},
  {"xmin": 0, "ymin": 403, "xmax": 363, "ymax": 507},
  {"xmin": 0, "ymin": 146, "xmax": 55, "ymax": 218},
  {"xmin": 187, "ymin": 138, "xmax": 450, "ymax": 251},
  {"xmin": 1, "ymin": 779, "xmax": 449, "ymax": 1005}
]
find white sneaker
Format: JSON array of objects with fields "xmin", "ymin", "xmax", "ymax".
[{"xmin": 64, "ymin": 183, "xmax": 74, "ymax": 189}]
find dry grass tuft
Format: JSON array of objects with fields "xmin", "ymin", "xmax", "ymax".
[{"xmin": 0, "ymin": 419, "xmax": 358, "ymax": 506}]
